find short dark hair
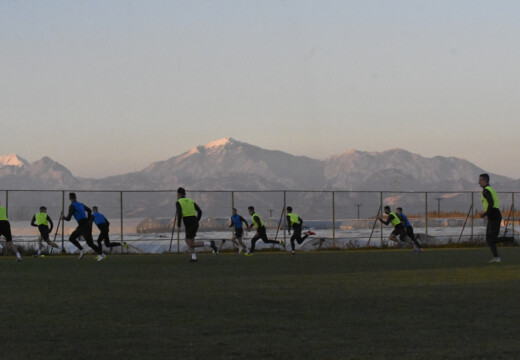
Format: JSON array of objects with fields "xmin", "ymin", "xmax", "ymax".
[
  {"xmin": 479, "ymin": 173, "xmax": 490, "ymax": 183},
  {"xmin": 69, "ymin": 192, "xmax": 76, "ymax": 200},
  {"xmin": 40, "ymin": 206, "xmax": 47, "ymax": 211},
  {"xmin": 232, "ymin": 208, "xmax": 237, "ymax": 211},
  {"xmin": 93, "ymin": 206, "xmax": 98, "ymax": 211},
  {"xmin": 384, "ymin": 205, "xmax": 390, "ymax": 210},
  {"xmin": 396, "ymin": 207, "xmax": 402, "ymax": 211},
  {"xmin": 286, "ymin": 206, "xmax": 293, "ymax": 212},
  {"xmin": 177, "ymin": 187, "xmax": 186, "ymax": 195},
  {"xmin": 248, "ymin": 206, "xmax": 254, "ymax": 211}
]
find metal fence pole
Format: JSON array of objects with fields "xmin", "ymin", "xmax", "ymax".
[
  {"xmin": 120, "ymin": 191, "xmax": 124, "ymax": 254},
  {"xmin": 283, "ymin": 191, "xmax": 286, "ymax": 244},
  {"xmin": 425, "ymin": 192, "xmax": 428, "ymax": 239},
  {"xmin": 380, "ymin": 192, "xmax": 383, "ymax": 245},
  {"xmin": 5, "ymin": 190, "xmax": 8, "ymax": 218},
  {"xmin": 61, "ymin": 191, "xmax": 65, "ymax": 250},
  {"xmin": 332, "ymin": 191, "xmax": 336, "ymax": 247},
  {"xmin": 470, "ymin": 192, "xmax": 474, "ymax": 242},
  {"xmin": 512, "ymin": 192, "xmax": 515, "ymax": 238}
]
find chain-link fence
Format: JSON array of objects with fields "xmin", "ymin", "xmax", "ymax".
[{"xmin": 1, "ymin": 189, "xmax": 518, "ymax": 254}]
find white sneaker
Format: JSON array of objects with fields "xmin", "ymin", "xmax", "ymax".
[
  {"xmin": 489, "ymin": 257, "xmax": 501, "ymax": 263},
  {"xmin": 78, "ymin": 249, "xmax": 85, "ymax": 260},
  {"xmin": 97, "ymin": 254, "xmax": 106, "ymax": 262}
]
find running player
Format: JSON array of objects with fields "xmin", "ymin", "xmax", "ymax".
[
  {"xmin": 286, "ymin": 206, "xmax": 315, "ymax": 255},
  {"xmin": 378, "ymin": 205, "xmax": 422, "ymax": 251},
  {"xmin": 218, "ymin": 208, "xmax": 248, "ymax": 254},
  {"xmin": 31, "ymin": 206, "xmax": 60, "ymax": 256},
  {"xmin": 0, "ymin": 201, "xmax": 22, "ymax": 262},
  {"xmin": 395, "ymin": 207, "xmax": 423, "ymax": 252},
  {"xmin": 62, "ymin": 193, "xmax": 106, "ymax": 261},
  {"xmin": 90, "ymin": 206, "xmax": 127, "ymax": 252},
  {"xmin": 175, "ymin": 187, "xmax": 218, "ymax": 262},
  {"xmin": 245, "ymin": 206, "xmax": 284, "ymax": 255}
]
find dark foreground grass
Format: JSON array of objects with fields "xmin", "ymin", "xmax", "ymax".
[{"xmin": 1, "ymin": 248, "xmax": 520, "ymax": 360}]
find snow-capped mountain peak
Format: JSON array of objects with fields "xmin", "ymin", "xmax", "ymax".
[{"xmin": 0, "ymin": 153, "xmax": 28, "ymax": 168}]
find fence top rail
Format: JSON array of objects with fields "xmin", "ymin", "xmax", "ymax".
[{"xmin": 1, "ymin": 189, "xmax": 520, "ymax": 194}]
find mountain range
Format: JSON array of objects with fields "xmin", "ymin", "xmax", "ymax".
[
  {"xmin": 0, "ymin": 137, "xmax": 513, "ymax": 191},
  {"xmin": 0, "ymin": 138, "xmax": 516, "ymax": 219}
]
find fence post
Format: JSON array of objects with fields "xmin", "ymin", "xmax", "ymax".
[
  {"xmin": 425, "ymin": 192, "xmax": 428, "ymax": 239},
  {"xmin": 283, "ymin": 191, "xmax": 286, "ymax": 244},
  {"xmin": 512, "ymin": 192, "xmax": 515, "ymax": 238},
  {"xmin": 61, "ymin": 191, "xmax": 65, "ymax": 250},
  {"xmin": 380, "ymin": 192, "xmax": 383, "ymax": 246},
  {"xmin": 470, "ymin": 192, "xmax": 474, "ymax": 242},
  {"xmin": 332, "ymin": 191, "xmax": 335, "ymax": 246},
  {"xmin": 5, "ymin": 190, "xmax": 8, "ymax": 218},
  {"xmin": 120, "ymin": 191, "xmax": 124, "ymax": 254}
]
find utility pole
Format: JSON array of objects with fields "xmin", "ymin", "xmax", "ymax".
[
  {"xmin": 355, "ymin": 203, "xmax": 362, "ymax": 219},
  {"xmin": 434, "ymin": 197, "xmax": 443, "ymax": 216}
]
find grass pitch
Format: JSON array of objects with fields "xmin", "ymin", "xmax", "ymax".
[{"xmin": 1, "ymin": 248, "xmax": 520, "ymax": 359}]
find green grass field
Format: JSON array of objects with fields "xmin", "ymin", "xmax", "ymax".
[{"xmin": 1, "ymin": 248, "xmax": 520, "ymax": 359}]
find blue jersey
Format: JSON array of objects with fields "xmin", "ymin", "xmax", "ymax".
[
  {"xmin": 400, "ymin": 213, "xmax": 412, "ymax": 227},
  {"xmin": 231, "ymin": 214, "xmax": 243, "ymax": 229},
  {"xmin": 72, "ymin": 202, "xmax": 87, "ymax": 221},
  {"xmin": 92, "ymin": 212, "xmax": 106, "ymax": 225}
]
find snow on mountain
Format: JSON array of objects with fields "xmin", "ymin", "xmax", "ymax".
[{"xmin": 0, "ymin": 153, "xmax": 29, "ymax": 168}]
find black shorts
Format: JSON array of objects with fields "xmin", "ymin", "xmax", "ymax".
[
  {"xmin": 391, "ymin": 224, "xmax": 407, "ymax": 240},
  {"xmin": 234, "ymin": 228, "xmax": 243, "ymax": 238},
  {"xmin": 183, "ymin": 216, "xmax": 199, "ymax": 239},
  {"xmin": 0, "ymin": 220, "xmax": 13, "ymax": 242}
]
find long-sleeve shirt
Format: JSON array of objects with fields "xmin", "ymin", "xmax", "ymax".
[
  {"xmin": 31, "ymin": 214, "xmax": 54, "ymax": 232},
  {"xmin": 379, "ymin": 213, "xmax": 396, "ymax": 226},
  {"xmin": 176, "ymin": 201, "xmax": 202, "ymax": 225},
  {"xmin": 482, "ymin": 188, "xmax": 501, "ymax": 220}
]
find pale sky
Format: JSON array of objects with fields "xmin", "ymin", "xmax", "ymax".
[{"xmin": 1, "ymin": 0, "xmax": 519, "ymax": 179}]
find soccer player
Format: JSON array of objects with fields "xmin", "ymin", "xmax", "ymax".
[
  {"xmin": 479, "ymin": 173, "xmax": 502, "ymax": 262},
  {"xmin": 286, "ymin": 206, "xmax": 315, "ymax": 255},
  {"xmin": 395, "ymin": 207, "xmax": 423, "ymax": 252},
  {"xmin": 90, "ymin": 206, "xmax": 127, "ymax": 252},
  {"xmin": 62, "ymin": 193, "xmax": 106, "ymax": 261},
  {"xmin": 175, "ymin": 187, "xmax": 218, "ymax": 262},
  {"xmin": 0, "ymin": 201, "xmax": 22, "ymax": 262},
  {"xmin": 245, "ymin": 206, "xmax": 284, "ymax": 255},
  {"xmin": 218, "ymin": 208, "xmax": 248, "ymax": 254},
  {"xmin": 378, "ymin": 205, "xmax": 422, "ymax": 251},
  {"xmin": 31, "ymin": 206, "xmax": 60, "ymax": 256}
]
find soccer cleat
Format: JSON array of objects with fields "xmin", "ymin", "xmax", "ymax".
[
  {"xmin": 190, "ymin": 258, "xmax": 198, "ymax": 263},
  {"xmin": 33, "ymin": 253, "xmax": 41, "ymax": 258},
  {"xmin": 291, "ymin": 250, "xmax": 296, "ymax": 255},
  {"xmin": 245, "ymin": 252, "xmax": 254, "ymax": 256},
  {"xmin": 96, "ymin": 254, "xmax": 106, "ymax": 262},
  {"xmin": 489, "ymin": 257, "xmax": 501, "ymax": 263},
  {"xmin": 123, "ymin": 241, "xmax": 129, "ymax": 249},
  {"xmin": 307, "ymin": 231, "xmax": 316, "ymax": 236},
  {"xmin": 279, "ymin": 240, "xmax": 285, "ymax": 248},
  {"xmin": 16, "ymin": 257, "xmax": 22, "ymax": 262},
  {"xmin": 78, "ymin": 249, "xmax": 85, "ymax": 260},
  {"xmin": 210, "ymin": 240, "xmax": 218, "ymax": 254}
]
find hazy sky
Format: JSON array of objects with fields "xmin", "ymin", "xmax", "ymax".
[{"xmin": 1, "ymin": 0, "xmax": 519, "ymax": 179}]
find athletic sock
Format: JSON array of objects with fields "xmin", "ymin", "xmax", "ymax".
[
  {"xmin": 16, "ymin": 252, "xmax": 22, "ymax": 259},
  {"xmin": 191, "ymin": 253, "xmax": 197, "ymax": 260}
]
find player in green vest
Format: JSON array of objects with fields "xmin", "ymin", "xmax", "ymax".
[
  {"xmin": 479, "ymin": 173, "xmax": 503, "ymax": 262},
  {"xmin": 175, "ymin": 187, "xmax": 217, "ymax": 262},
  {"xmin": 0, "ymin": 201, "xmax": 22, "ymax": 262},
  {"xmin": 245, "ymin": 206, "xmax": 284, "ymax": 255},
  {"xmin": 378, "ymin": 205, "xmax": 419, "ymax": 250},
  {"xmin": 31, "ymin": 206, "xmax": 60, "ymax": 256},
  {"xmin": 286, "ymin": 206, "xmax": 315, "ymax": 255}
]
